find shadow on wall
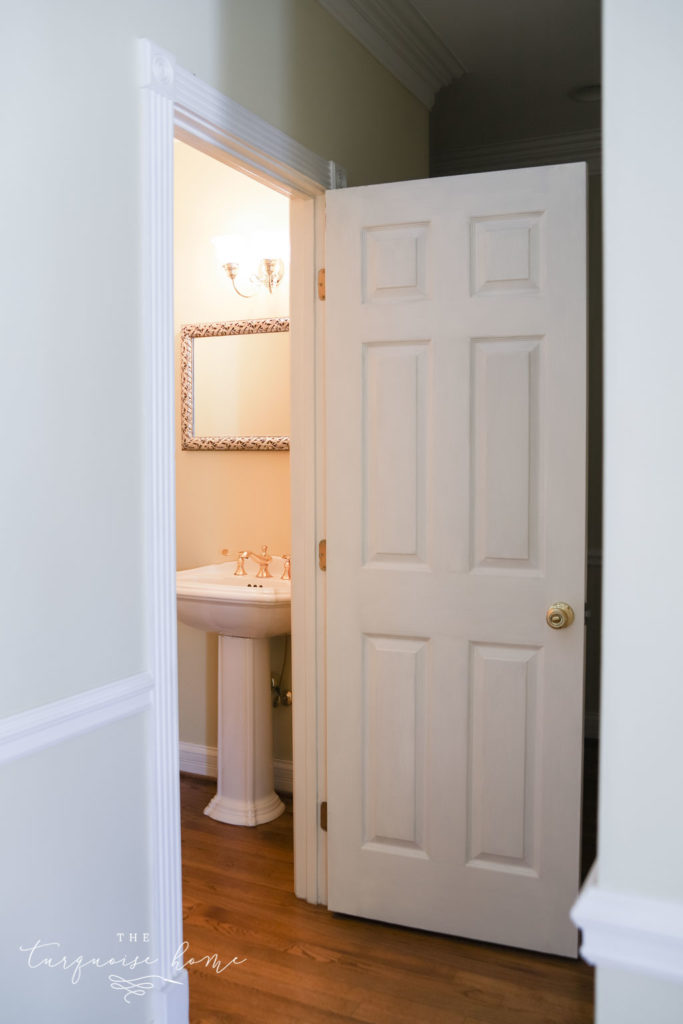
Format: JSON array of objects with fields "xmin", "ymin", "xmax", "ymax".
[{"xmin": 217, "ymin": 0, "xmax": 429, "ymax": 187}]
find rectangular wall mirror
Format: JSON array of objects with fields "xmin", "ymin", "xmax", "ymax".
[{"xmin": 180, "ymin": 317, "xmax": 290, "ymax": 450}]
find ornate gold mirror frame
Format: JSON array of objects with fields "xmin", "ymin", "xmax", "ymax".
[{"xmin": 180, "ymin": 317, "xmax": 290, "ymax": 451}]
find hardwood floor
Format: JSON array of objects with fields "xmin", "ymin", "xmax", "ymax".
[{"xmin": 181, "ymin": 774, "xmax": 594, "ymax": 1024}]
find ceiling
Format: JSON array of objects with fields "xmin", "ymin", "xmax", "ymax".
[
  {"xmin": 319, "ymin": 0, "xmax": 601, "ymax": 155},
  {"xmin": 417, "ymin": 0, "xmax": 601, "ymax": 148},
  {"xmin": 412, "ymin": 0, "xmax": 599, "ymax": 94}
]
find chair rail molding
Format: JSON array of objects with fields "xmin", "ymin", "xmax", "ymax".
[
  {"xmin": 0, "ymin": 673, "xmax": 153, "ymax": 766},
  {"xmin": 572, "ymin": 864, "xmax": 683, "ymax": 983},
  {"xmin": 317, "ymin": 0, "xmax": 464, "ymax": 109},
  {"xmin": 140, "ymin": 35, "xmax": 335, "ymax": 1023}
]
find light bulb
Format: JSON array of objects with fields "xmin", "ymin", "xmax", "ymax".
[
  {"xmin": 211, "ymin": 233, "xmax": 245, "ymax": 266},
  {"xmin": 251, "ymin": 229, "xmax": 289, "ymax": 263}
]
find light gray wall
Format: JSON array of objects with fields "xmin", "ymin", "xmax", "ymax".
[
  {"xmin": 597, "ymin": 1, "xmax": 683, "ymax": 1018},
  {"xmin": 600, "ymin": 0, "xmax": 683, "ymax": 901},
  {"xmin": 598, "ymin": 969, "xmax": 683, "ymax": 1024},
  {"xmin": 0, "ymin": 716, "xmax": 151, "ymax": 1024}
]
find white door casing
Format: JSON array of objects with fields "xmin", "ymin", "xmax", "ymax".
[
  {"xmin": 325, "ymin": 164, "xmax": 587, "ymax": 957},
  {"xmin": 140, "ymin": 39, "xmax": 341, "ymax": 1020}
]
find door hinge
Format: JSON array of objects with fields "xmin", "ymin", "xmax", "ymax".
[
  {"xmin": 320, "ymin": 801, "xmax": 328, "ymax": 832},
  {"xmin": 318, "ymin": 538, "xmax": 327, "ymax": 571},
  {"xmin": 317, "ymin": 268, "xmax": 326, "ymax": 300}
]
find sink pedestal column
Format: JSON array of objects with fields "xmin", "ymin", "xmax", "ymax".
[{"xmin": 204, "ymin": 635, "xmax": 285, "ymax": 826}]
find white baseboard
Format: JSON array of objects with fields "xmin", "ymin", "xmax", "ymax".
[
  {"xmin": 572, "ymin": 863, "xmax": 683, "ymax": 983},
  {"xmin": 273, "ymin": 758, "xmax": 293, "ymax": 794},
  {"xmin": 179, "ymin": 742, "xmax": 293, "ymax": 794},
  {"xmin": 179, "ymin": 741, "xmax": 217, "ymax": 778}
]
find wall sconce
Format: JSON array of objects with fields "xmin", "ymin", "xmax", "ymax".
[{"xmin": 212, "ymin": 231, "xmax": 288, "ymax": 299}]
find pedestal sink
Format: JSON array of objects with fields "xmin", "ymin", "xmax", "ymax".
[{"xmin": 176, "ymin": 557, "xmax": 291, "ymax": 826}]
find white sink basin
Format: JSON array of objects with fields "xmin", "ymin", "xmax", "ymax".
[
  {"xmin": 176, "ymin": 555, "xmax": 292, "ymax": 826},
  {"xmin": 176, "ymin": 557, "xmax": 290, "ymax": 638}
]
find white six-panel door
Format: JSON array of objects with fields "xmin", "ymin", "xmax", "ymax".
[{"xmin": 325, "ymin": 164, "xmax": 586, "ymax": 956}]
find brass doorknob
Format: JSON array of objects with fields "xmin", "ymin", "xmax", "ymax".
[{"xmin": 546, "ymin": 602, "xmax": 575, "ymax": 629}]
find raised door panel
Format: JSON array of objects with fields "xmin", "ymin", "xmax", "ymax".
[
  {"xmin": 362, "ymin": 222, "xmax": 429, "ymax": 303},
  {"xmin": 363, "ymin": 342, "xmax": 430, "ymax": 566},
  {"xmin": 468, "ymin": 642, "xmax": 541, "ymax": 876},
  {"xmin": 470, "ymin": 212, "xmax": 542, "ymax": 295},
  {"xmin": 362, "ymin": 634, "xmax": 429, "ymax": 855},
  {"xmin": 471, "ymin": 336, "xmax": 542, "ymax": 572}
]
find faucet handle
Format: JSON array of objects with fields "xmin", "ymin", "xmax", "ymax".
[
  {"xmin": 234, "ymin": 551, "xmax": 248, "ymax": 576},
  {"xmin": 281, "ymin": 555, "xmax": 291, "ymax": 581},
  {"xmin": 254, "ymin": 545, "xmax": 272, "ymax": 578}
]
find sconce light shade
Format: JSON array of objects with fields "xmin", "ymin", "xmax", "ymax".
[
  {"xmin": 252, "ymin": 229, "xmax": 290, "ymax": 264},
  {"xmin": 212, "ymin": 233, "xmax": 246, "ymax": 266}
]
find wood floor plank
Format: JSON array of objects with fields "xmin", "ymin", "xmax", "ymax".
[{"xmin": 181, "ymin": 774, "xmax": 594, "ymax": 1023}]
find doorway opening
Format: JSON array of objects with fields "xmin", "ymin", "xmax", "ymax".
[
  {"xmin": 173, "ymin": 139, "xmax": 294, "ymax": 815},
  {"xmin": 139, "ymin": 45, "xmax": 338, "ymax": 1006}
]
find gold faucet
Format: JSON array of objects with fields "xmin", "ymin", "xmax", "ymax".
[
  {"xmin": 247, "ymin": 545, "xmax": 272, "ymax": 579},
  {"xmin": 221, "ymin": 547, "xmax": 247, "ymax": 575},
  {"xmin": 281, "ymin": 555, "xmax": 291, "ymax": 581}
]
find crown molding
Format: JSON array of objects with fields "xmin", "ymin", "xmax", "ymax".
[
  {"xmin": 572, "ymin": 863, "xmax": 683, "ymax": 983},
  {"xmin": 317, "ymin": 0, "xmax": 464, "ymax": 108},
  {"xmin": 432, "ymin": 128, "xmax": 602, "ymax": 177}
]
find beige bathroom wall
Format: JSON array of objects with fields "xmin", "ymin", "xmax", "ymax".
[
  {"xmin": 174, "ymin": 140, "xmax": 291, "ymax": 563},
  {"xmin": 174, "ymin": 140, "xmax": 293, "ymax": 756},
  {"xmin": 215, "ymin": 0, "xmax": 429, "ymax": 187}
]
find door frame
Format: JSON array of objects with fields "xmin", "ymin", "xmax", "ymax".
[{"xmin": 139, "ymin": 38, "xmax": 336, "ymax": 1017}]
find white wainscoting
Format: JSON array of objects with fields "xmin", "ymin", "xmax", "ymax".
[
  {"xmin": 572, "ymin": 864, "xmax": 683, "ymax": 984},
  {"xmin": 0, "ymin": 673, "xmax": 153, "ymax": 766},
  {"xmin": 179, "ymin": 741, "xmax": 293, "ymax": 794}
]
